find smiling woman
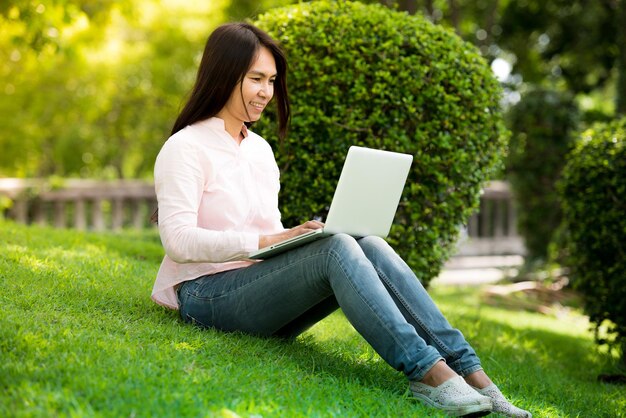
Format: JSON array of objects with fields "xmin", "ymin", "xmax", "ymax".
[
  {"xmin": 167, "ymin": 22, "xmax": 290, "ymax": 142},
  {"xmin": 151, "ymin": 22, "xmax": 292, "ymax": 300},
  {"xmin": 149, "ymin": 21, "xmax": 531, "ymax": 418},
  {"xmin": 216, "ymin": 47, "xmax": 277, "ymax": 142}
]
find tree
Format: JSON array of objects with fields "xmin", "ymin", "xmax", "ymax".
[
  {"xmin": 225, "ymin": 0, "xmax": 294, "ymax": 20},
  {"xmin": 0, "ymin": 0, "xmax": 228, "ymax": 178},
  {"xmin": 501, "ymin": 1, "xmax": 615, "ymax": 92},
  {"xmin": 255, "ymin": 0, "xmax": 507, "ymax": 286},
  {"xmin": 558, "ymin": 117, "xmax": 626, "ymax": 364},
  {"xmin": 618, "ymin": 0, "xmax": 626, "ymax": 114},
  {"xmin": 373, "ymin": 0, "xmax": 626, "ymax": 116},
  {"xmin": 506, "ymin": 89, "xmax": 579, "ymax": 262}
]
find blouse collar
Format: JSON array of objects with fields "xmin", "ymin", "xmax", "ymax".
[{"xmin": 198, "ymin": 117, "xmax": 249, "ymax": 139}]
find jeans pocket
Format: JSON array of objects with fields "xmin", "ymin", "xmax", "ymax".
[{"xmin": 180, "ymin": 291, "xmax": 218, "ymax": 329}]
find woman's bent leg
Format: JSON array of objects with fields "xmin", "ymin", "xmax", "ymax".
[
  {"xmin": 177, "ymin": 234, "xmax": 442, "ymax": 381},
  {"xmin": 356, "ymin": 236, "xmax": 482, "ymax": 377}
]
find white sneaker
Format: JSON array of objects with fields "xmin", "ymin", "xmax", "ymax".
[
  {"xmin": 472, "ymin": 384, "xmax": 532, "ymax": 418},
  {"xmin": 410, "ymin": 376, "xmax": 493, "ymax": 417}
]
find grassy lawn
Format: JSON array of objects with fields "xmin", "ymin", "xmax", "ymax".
[{"xmin": 1, "ymin": 220, "xmax": 624, "ymax": 417}]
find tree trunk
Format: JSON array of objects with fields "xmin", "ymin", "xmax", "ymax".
[
  {"xmin": 424, "ymin": 0, "xmax": 434, "ymax": 16},
  {"xmin": 448, "ymin": 0, "xmax": 461, "ymax": 34},
  {"xmin": 397, "ymin": 0, "xmax": 419, "ymax": 15},
  {"xmin": 617, "ymin": 0, "xmax": 626, "ymax": 115},
  {"xmin": 481, "ymin": 0, "xmax": 499, "ymax": 48}
]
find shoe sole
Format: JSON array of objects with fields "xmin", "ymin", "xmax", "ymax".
[{"xmin": 412, "ymin": 393, "xmax": 492, "ymax": 417}]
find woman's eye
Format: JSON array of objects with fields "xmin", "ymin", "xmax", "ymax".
[{"xmin": 269, "ymin": 79, "xmax": 276, "ymax": 84}]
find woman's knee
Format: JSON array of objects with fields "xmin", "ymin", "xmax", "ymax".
[
  {"xmin": 327, "ymin": 233, "xmax": 358, "ymax": 247},
  {"xmin": 323, "ymin": 233, "xmax": 365, "ymax": 259},
  {"xmin": 357, "ymin": 235, "xmax": 391, "ymax": 254},
  {"xmin": 324, "ymin": 234, "xmax": 392, "ymax": 260},
  {"xmin": 357, "ymin": 236, "xmax": 407, "ymax": 269}
]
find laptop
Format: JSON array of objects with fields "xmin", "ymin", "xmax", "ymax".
[{"xmin": 248, "ymin": 146, "xmax": 413, "ymax": 259}]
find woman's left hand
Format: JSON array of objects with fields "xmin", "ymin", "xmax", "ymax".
[{"xmin": 258, "ymin": 220, "xmax": 324, "ymax": 249}]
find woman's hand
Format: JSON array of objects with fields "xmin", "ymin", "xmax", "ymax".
[{"xmin": 258, "ymin": 220, "xmax": 324, "ymax": 249}]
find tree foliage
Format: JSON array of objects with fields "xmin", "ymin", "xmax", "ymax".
[
  {"xmin": 224, "ymin": 0, "xmax": 295, "ymax": 20},
  {"xmin": 373, "ymin": 1, "xmax": 626, "ymax": 115},
  {"xmin": 3, "ymin": 0, "xmax": 624, "ymax": 178},
  {"xmin": 254, "ymin": 0, "xmax": 508, "ymax": 286},
  {"xmin": 507, "ymin": 89, "xmax": 579, "ymax": 261},
  {"xmin": 498, "ymin": 0, "xmax": 620, "ymax": 95},
  {"xmin": 558, "ymin": 118, "xmax": 626, "ymax": 363},
  {"xmin": 0, "ymin": 0, "xmax": 227, "ymax": 178}
]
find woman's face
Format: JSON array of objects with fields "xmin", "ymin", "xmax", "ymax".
[{"xmin": 221, "ymin": 46, "xmax": 277, "ymax": 125}]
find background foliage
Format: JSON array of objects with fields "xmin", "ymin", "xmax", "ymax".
[
  {"xmin": 2, "ymin": 0, "xmax": 625, "ymax": 177},
  {"xmin": 498, "ymin": 0, "xmax": 620, "ymax": 95},
  {"xmin": 506, "ymin": 89, "xmax": 579, "ymax": 262},
  {"xmin": 254, "ymin": 0, "xmax": 507, "ymax": 286},
  {"xmin": 0, "ymin": 0, "xmax": 228, "ymax": 178},
  {"xmin": 558, "ymin": 118, "xmax": 626, "ymax": 363}
]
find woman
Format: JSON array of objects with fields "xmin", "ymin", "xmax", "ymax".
[{"xmin": 152, "ymin": 22, "xmax": 531, "ymax": 418}]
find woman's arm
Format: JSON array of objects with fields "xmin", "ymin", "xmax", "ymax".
[
  {"xmin": 154, "ymin": 137, "xmax": 259, "ymax": 263},
  {"xmin": 258, "ymin": 220, "xmax": 324, "ymax": 249}
]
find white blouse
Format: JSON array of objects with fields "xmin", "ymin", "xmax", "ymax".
[{"xmin": 151, "ymin": 117, "xmax": 284, "ymax": 309}]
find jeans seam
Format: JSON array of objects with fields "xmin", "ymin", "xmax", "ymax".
[
  {"xmin": 374, "ymin": 265, "xmax": 458, "ymax": 360},
  {"xmin": 326, "ymin": 247, "xmax": 418, "ymax": 368}
]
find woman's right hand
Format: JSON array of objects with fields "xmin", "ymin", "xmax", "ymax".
[{"xmin": 258, "ymin": 220, "xmax": 324, "ymax": 249}]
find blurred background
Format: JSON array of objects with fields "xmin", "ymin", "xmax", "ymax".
[
  {"xmin": 1, "ymin": 0, "xmax": 623, "ymax": 179},
  {"xmin": 1, "ymin": 0, "xmax": 625, "ymax": 263}
]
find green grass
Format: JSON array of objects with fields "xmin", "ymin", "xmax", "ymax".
[{"xmin": 1, "ymin": 220, "xmax": 624, "ymax": 417}]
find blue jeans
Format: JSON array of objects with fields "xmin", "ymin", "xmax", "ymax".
[{"xmin": 177, "ymin": 234, "xmax": 482, "ymax": 381}]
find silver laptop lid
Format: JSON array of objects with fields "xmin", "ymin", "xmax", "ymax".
[{"xmin": 323, "ymin": 146, "xmax": 413, "ymax": 238}]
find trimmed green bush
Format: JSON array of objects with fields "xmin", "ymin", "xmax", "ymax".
[
  {"xmin": 506, "ymin": 89, "xmax": 579, "ymax": 262},
  {"xmin": 558, "ymin": 117, "xmax": 626, "ymax": 362},
  {"xmin": 253, "ymin": 1, "xmax": 507, "ymax": 286}
]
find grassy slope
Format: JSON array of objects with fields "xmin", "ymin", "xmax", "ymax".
[{"xmin": 0, "ymin": 220, "xmax": 623, "ymax": 417}]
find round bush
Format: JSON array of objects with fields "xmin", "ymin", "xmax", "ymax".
[
  {"xmin": 507, "ymin": 89, "xmax": 579, "ymax": 261},
  {"xmin": 558, "ymin": 118, "xmax": 626, "ymax": 360},
  {"xmin": 254, "ymin": 0, "xmax": 507, "ymax": 286}
]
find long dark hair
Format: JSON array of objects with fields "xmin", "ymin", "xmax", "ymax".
[
  {"xmin": 171, "ymin": 22, "xmax": 290, "ymax": 138},
  {"xmin": 152, "ymin": 23, "xmax": 290, "ymax": 224}
]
